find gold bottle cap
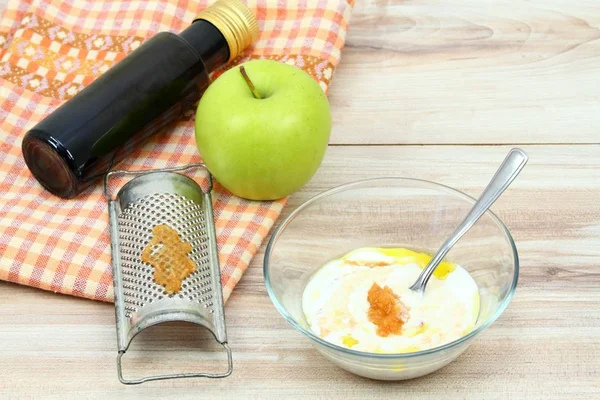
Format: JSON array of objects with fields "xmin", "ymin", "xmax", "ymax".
[{"xmin": 195, "ymin": 0, "xmax": 259, "ymax": 62}]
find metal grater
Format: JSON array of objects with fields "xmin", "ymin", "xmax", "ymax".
[{"xmin": 104, "ymin": 163, "xmax": 232, "ymax": 384}]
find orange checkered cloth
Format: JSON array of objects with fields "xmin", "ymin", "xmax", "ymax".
[{"xmin": 0, "ymin": 0, "xmax": 354, "ymax": 302}]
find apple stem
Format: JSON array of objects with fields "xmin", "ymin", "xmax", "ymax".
[{"xmin": 239, "ymin": 66, "xmax": 262, "ymax": 99}]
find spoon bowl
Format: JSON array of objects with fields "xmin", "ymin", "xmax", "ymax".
[{"xmin": 264, "ymin": 176, "xmax": 520, "ymax": 380}]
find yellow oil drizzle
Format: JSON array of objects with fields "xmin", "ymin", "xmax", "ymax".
[
  {"xmin": 341, "ymin": 334, "xmax": 359, "ymax": 348},
  {"xmin": 377, "ymin": 247, "xmax": 457, "ymax": 279}
]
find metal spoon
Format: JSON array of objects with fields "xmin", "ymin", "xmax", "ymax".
[{"xmin": 409, "ymin": 148, "xmax": 529, "ymax": 294}]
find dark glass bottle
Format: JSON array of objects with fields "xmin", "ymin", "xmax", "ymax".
[{"xmin": 21, "ymin": 0, "xmax": 258, "ymax": 199}]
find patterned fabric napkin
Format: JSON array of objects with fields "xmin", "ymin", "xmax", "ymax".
[{"xmin": 0, "ymin": 0, "xmax": 354, "ymax": 302}]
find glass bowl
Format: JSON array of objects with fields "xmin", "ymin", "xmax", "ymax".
[{"xmin": 264, "ymin": 178, "xmax": 518, "ymax": 380}]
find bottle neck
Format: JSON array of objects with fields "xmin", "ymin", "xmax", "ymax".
[{"xmin": 179, "ymin": 19, "xmax": 230, "ymax": 73}]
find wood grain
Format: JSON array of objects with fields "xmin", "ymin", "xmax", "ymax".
[
  {"xmin": 2, "ymin": 0, "xmax": 599, "ymax": 397},
  {"xmin": 1, "ymin": 145, "xmax": 598, "ymax": 399},
  {"xmin": 328, "ymin": 0, "xmax": 600, "ymax": 144}
]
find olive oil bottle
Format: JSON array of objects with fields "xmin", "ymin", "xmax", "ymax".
[{"xmin": 22, "ymin": 0, "xmax": 258, "ymax": 199}]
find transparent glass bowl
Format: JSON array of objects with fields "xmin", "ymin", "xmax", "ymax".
[{"xmin": 264, "ymin": 178, "xmax": 519, "ymax": 380}]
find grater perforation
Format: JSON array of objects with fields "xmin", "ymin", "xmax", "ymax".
[{"xmin": 105, "ymin": 163, "xmax": 232, "ymax": 384}]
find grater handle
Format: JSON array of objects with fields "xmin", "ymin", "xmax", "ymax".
[
  {"xmin": 103, "ymin": 162, "xmax": 213, "ymax": 201},
  {"xmin": 117, "ymin": 342, "xmax": 233, "ymax": 384}
]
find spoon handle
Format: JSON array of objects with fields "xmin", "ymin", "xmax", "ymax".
[{"xmin": 409, "ymin": 148, "xmax": 529, "ymax": 293}]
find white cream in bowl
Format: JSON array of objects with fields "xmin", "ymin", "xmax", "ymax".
[{"xmin": 302, "ymin": 248, "xmax": 480, "ymax": 354}]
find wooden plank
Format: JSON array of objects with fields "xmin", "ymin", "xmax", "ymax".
[
  {"xmin": 1, "ymin": 145, "xmax": 598, "ymax": 399},
  {"xmin": 328, "ymin": 0, "xmax": 600, "ymax": 144}
]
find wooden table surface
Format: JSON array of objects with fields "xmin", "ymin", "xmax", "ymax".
[{"xmin": 1, "ymin": 1, "xmax": 599, "ymax": 398}]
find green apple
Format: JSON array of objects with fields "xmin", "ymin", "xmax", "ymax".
[{"xmin": 194, "ymin": 59, "xmax": 331, "ymax": 200}]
